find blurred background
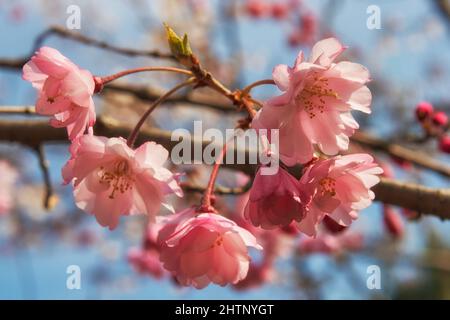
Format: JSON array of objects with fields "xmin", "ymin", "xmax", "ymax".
[{"xmin": 0, "ymin": 0, "xmax": 450, "ymax": 299}]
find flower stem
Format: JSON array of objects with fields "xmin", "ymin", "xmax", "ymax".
[
  {"xmin": 241, "ymin": 79, "xmax": 276, "ymax": 96},
  {"xmin": 200, "ymin": 142, "xmax": 229, "ymax": 213},
  {"xmin": 127, "ymin": 77, "xmax": 197, "ymax": 147},
  {"xmin": 99, "ymin": 66, "xmax": 193, "ymax": 85}
]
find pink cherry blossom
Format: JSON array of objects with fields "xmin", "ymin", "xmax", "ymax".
[
  {"xmin": 158, "ymin": 208, "xmax": 262, "ymax": 289},
  {"xmin": 62, "ymin": 135, "xmax": 182, "ymax": 230},
  {"xmin": 128, "ymin": 222, "xmax": 168, "ymax": 278},
  {"xmin": 244, "ymin": 167, "xmax": 309, "ymax": 229},
  {"xmin": 0, "ymin": 160, "xmax": 18, "ymax": 215},
  {"xmin": 23, "ymin": 47, "xmax": 96, "ymax": 140},
  {"xmin": 298, "ymin": 154, "xmax": 383, "ymax": 237},
  {"xmin": 252, "ymin": 38, "xmax": 372, "ymax": 165}
]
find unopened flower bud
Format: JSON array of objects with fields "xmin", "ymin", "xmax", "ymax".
[
  {"xmin": 439, "ymin": 135, "xmax": 450, "ymax": 153},
  {"xmin": 415, "ymin": 101, "xmax": 433, "ymax": 122}
]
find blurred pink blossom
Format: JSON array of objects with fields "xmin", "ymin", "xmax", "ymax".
[
  {"xmin": 0, "ymin": 160, "xmax": 18, "ymax": 215},
  {"xmin": 298, "ymin": 232, "xmax": 364, "ymax": 255}
]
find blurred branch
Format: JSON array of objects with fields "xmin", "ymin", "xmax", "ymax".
[
  {"xmin": 32, "ymin": 25, "xmax": 174, "ymax": 59},
  {"xmin": 0, "ymin": 105, "xmax": 37, "ymax": 115},
  {"xmin": 0, "ymin": 57, "xmax": 27, "ymax": 70},
  {"xmin": 435, "ymin": 0, "xmax": 450, "ymax": 23},
  {"xmin": 373, "ymin": 178, "xmax": 450, "ymax": 220},
  {"xmin": 0, "ymin": 114, "xmax": 449, "ymax": 219},
  {"xmin": 0, "ymin": 25, "xmax": 174, "ymax": 70},
  {"xmin": 352, "ymin": 131, "xmax": 450, "ymax": 178},
  {"xmin": 33, "ymin": 145, "xmax": 56, "ymax": 210}
]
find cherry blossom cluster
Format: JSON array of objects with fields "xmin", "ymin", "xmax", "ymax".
[
  {"xmin": 415, "ymin": 101, "xmax": 450, "ymax": 154},
  {"xmin": 244, "ymin": 0, "xmax": 319, "ymax": 47},
  {"xmin": 249, "ymin": 38, "xmax": 382, "ymax": 237},
  {"xmin": 22, "ymin": 34, "xmax": 382, "ymax": 289}
]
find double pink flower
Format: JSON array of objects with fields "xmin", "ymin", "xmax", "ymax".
[
  {"xmin": 244, "ymin": 167, "xmax": 309, "ymax": 229},
  {"xmin": 158, "ymin": 208, "xmax": 262, "ymax": 289},
  {"xmin": 62, "ymin": 135, "xmax": 182, "ymax": 230},
  {"xmin": 252, "ymin": 37, "xmax": 372, "ymax": 165},
  {"xmin": 297, "ymin": 154, "xmax": 383, "ymax": 237},
  {"xmin": 23, "ymin": 47, "xmax": 96, "ymax": 140}
]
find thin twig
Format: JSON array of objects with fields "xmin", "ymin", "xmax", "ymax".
[
  {"xmin": 31, "ymin": 25, "xmax": 174, "ymax": 60},
  {"xmin": 33, "ymin": 144, "xmax": 55, "ymax": 210},
  {"xmin": 126, "ymin": 78, "xmax": 197, "ymax": 146},
  {"xmin": 99, "ymin": 66, "xmax": 193, "ymax": 84},
  {"xmin": 241, "ymin": 79, "xmax": 276, "ymax": 96}
]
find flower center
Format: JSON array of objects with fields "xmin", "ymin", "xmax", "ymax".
[
  {"xmin": 319, "ymin": 177, "xmax": 336, "ymax": 197},
  {"xmin": 295, "ymin": 74, "xmax": 338, "ymax": 119},
  {"xmin": 99, "ymin": 159, "xmax": 134, "ymax": 199},
  {"xmin": 211, "ymin": 234, "xmax": 224, "ymax": 248}
]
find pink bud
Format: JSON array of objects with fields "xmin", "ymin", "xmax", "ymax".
[
  {"xmin": 383, "ymin": 206, "xmax": 404, "ymax": 238},
  {"xmin": 271, "ymin": 3, "xmax": 288, "ymax": 20},
  {"xmin": 245, "ymin": 0, "xmax": 268, "ymax": 18},
  {"xmin": 415, "ymin": 101, "xmax": 433, "ymax": 121},
  {"xmin": 439, "ymin": 135, "xmax": 450, "ymax": 153},
  {"xmin": 432, "ymin": 111, "xmax": 448, "ymax": 127}
]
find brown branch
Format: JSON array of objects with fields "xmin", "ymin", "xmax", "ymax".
[
  {"xmin": 352, "ymin": 131, "xmax": 450, "ymax": 178},
  {"xmin": 0, "ymin": 106, "xmax": 37, "ymax": 115},
  {"xmin": 0, "ymin": 115, "xmax": 449, "ymax": 218},
  {"xmin": 373, "ymin": 178, "xmax": 450, "ymax": 220},
  {"xmin": 435, "ymin": 0, "xmax": 450, "ymax": 23},
  {"xmin": 0, "ymin": 57, "xmax": 27, "ymax": 70}
]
